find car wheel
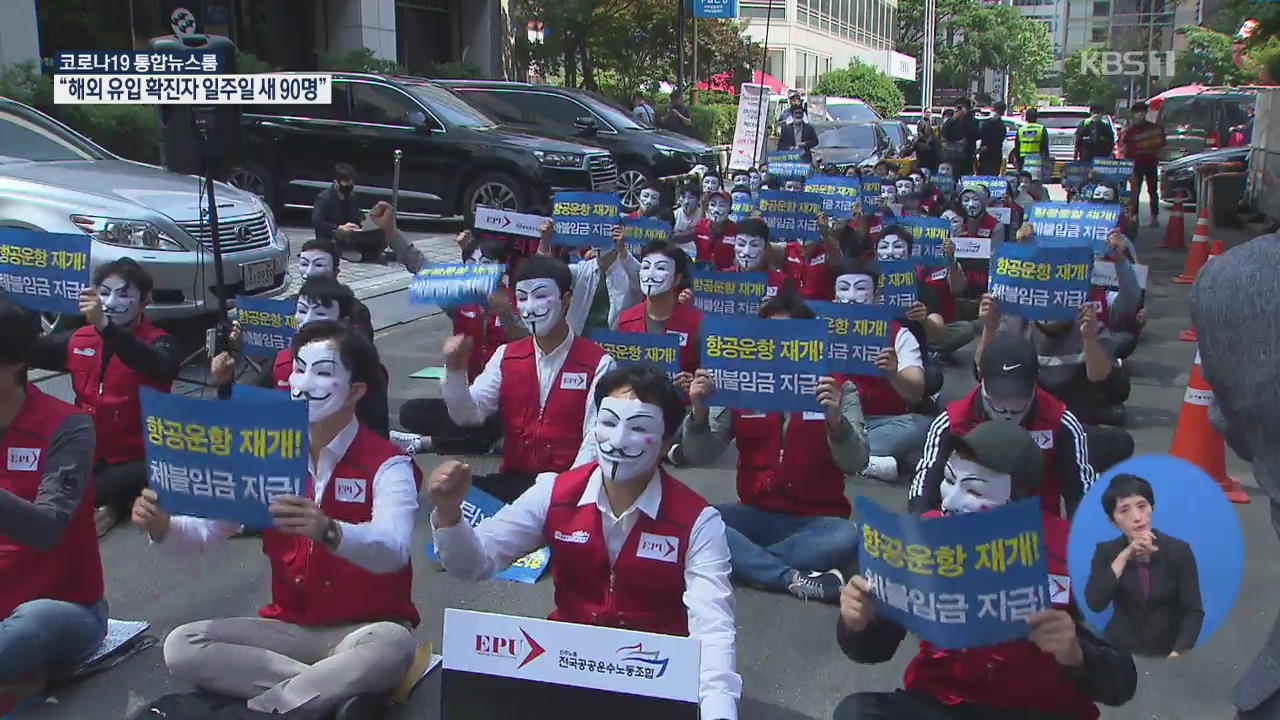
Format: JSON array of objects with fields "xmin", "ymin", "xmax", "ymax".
[
  {"xmin": 463, "ymin": 172, "xmax": 525, "ymax": 226},
  {"xmin": 228, "ymin": 163, "xmax": 276, "ymax": 209},
  {"xmin": 616, "ymin": 166, "xmax": 655, "ymax": 211}
]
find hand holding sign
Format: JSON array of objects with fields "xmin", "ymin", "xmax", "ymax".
[
  {"xmin": 1027, "ymin": 610, "xmax": 1084, "ymax": 667},
  {"xmin": 270, "ymin": 495, "xmax": 329, "ymax": 543},
  {"xmin": 428, "ymin": 459, "xmax": 474, "ymax": 527},
  {"xmin": 815, "ymin": 375, "xmax": 842, "ymax": 426},
  {"xmin": 689, "ymin": 368, "xmax": 714, "ymax": 413},
  {"xmin": 840, "ymin": 575, "xmax": 877, "ymax": 633},
  {"xmin": 79, "ymin": 287, "xmax": 107, "ymax": 330},
  {"xmin": 131, "ymin": 488, "xmax": 170, "ymax": 541}
]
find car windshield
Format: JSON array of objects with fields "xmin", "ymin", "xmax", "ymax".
[
  {"xmin": 401, "ymin": 82, "xmax": 498, "ymax": 128},
  {"xmin": 878, "ymin": 122, "xmax": 905, "ymax": 143},
  {"xmin": 1036, "ymin": 114, "xmax": 1090, "ymax": 129},
  {"xmin": 819, "ymin": 125, "xmax": 877, "ymax": 148},
  {"xmin": 578, "ymin": 92, "xmax": 649, "ymax": 130},
  {"xmin": 0, "ymin": 106, "xmax": 107, "ymax": 162},
  {"xmin": 828, "ymin": 103, "xmax": 878, "ymax": 122}
]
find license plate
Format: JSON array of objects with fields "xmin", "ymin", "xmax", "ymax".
[
  {"xmin": 241, "ymin": 259, "xmax": 274, "ymax": 292},
  {"xmin": 1051, "ymin": 136, "xmax": 1072, "ymax": 146}
]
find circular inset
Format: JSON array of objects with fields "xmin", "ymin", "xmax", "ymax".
[{"xmin": 1067, "ymin": 454, "xmax": 1245, "ymax": 657}]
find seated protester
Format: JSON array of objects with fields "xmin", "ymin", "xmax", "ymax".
[
  {"xmin": 0, "ymin": 297, "xmax": 104, "ymax": 712},
  {"xmin": 533, "ymin": 219, "xmax": 640, "ymax": 336},
  {"xmin": 135, "ymin": 321, "xmax": 420, "ymax": 719},
  {"xmin": 680, "ymin": 287, "xmax": 868, "ymax": 604},
  {"xmin": 629, "ymin": 183, "xmax": 675, "ymax": 225},
  {"xmin": 695, "ymin": 190, "xmax": 739, "ymax": 271},
  {"xmin": 782, "ymin": 175, "xmax": 807, "ymax": 193},
  {"xmin": 898, "ymin": 191, "xmax": 924, "ymax": 218},
  {"xmin": 917, "ymin": 171, "xmax": 946, "ymax": 217},
  {"xmin": 1010, "ymin": 171, "xmax": 1043, "ymax": 228},
  {"xmin": 430, "ymin": 364, "xmax": 741, "ymax": 719},
  {"xmin": 749, "ymin": 167, "xmax": 765, "ymax": 193},
  {"xmin": 33, "ymin": 258, "xmax": 179, "ymax": 535},
  {"xmin": 441, "ymin": 254, "xmax": 615, "ymax": 503},
  {"xmin": 893, "ymin": 178, "xmax": 915, "ymax": 207},
  {"xmin": 211, "ymin": 276, "xmax": 392, "ymax": 440},
  {"xmin": 874, "ymin": 226, "xmax": 976, "ymax": 361},
  {"xmin": 1088, "ymin": 230, "xmax": 1143, "ymax": 360},
  {"xmin": 836, "ymin": 421, "xmax": 1138, "ymax": 720},
  {"xmin": 674, "ymin": 183, "xmax": 704, "ymax": 234},
  {"xmin": 726, "ymin": 218, "xmax": 785, "ymax": 295},
  {"xmin": 776, "ymin": 214, "xmax": 844, "ymax": 302},
  {"xmin": 935, "ymin": 160, "xmax": 956, "ymax": 182},
  {"xmin": 616, "ymin": 238, "xmax": 700, "ymax": 394},
  {"xmin": 957, "ymin": 184, "xmax": 1006, "ymax": 242},
  {"xmin": 830, "ymin": 259, "xmax": 933, "ymax": 483},
  {"xmin": 292, "ymin": 237, "xmax": 375, "ymax": 342},
  {"xmin": 1091, "ymin": 184, "xmax": 1140, "ymax": 244},
  {"xmin": 909, "ymin": 332, "xmax": 1097, "ymax": 519}
]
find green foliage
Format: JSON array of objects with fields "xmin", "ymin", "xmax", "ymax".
[
  {"xmin": 690, "ymin": 104, "xmax": 737, "ymax": 145},
  {"xmin": 1173, "ymin": 26, "xmax": 1246, "ymax": 86},
  {"xmin": 1061, "ymin": 49, "xmax": 1121, "ymax": 109},
  {"xmin": 813, "ymin": 61, "xmax": 905, "ymax": 118},
  {"xmin": 1243, "ymin": 38, "xmax": 1280, "ymax": 85},
  {"xmin": 697, "ymin": 90, "xmax": 738, "ymax": 106},
  {"xmin": 318, "ymin": 48, "xmax": 407, "ymax": 75},
  {"xmin": 427, "ymin": 61, "xmax": 488, "ymax": 79}
]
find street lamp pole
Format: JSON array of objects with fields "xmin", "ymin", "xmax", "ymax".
[
  {"xmin": 923, "ymin": 0, "xmax": 936, "ymax": 109},
  {"xmin": 677, "ymin": 0, "xmax": 687, "ymax": 92}
]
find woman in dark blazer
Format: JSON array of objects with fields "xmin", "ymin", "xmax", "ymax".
[{"xmin": 1084, "ymin": 474, "xmax": 1205, "ymax": 657}]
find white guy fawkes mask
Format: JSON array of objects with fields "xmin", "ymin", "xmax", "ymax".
[
  {"xmin": 732, "ymin": 174, "xmax": 750, "ymax": 188},
  {"xmin": 877, "ymin": 234, "xmax": 909, "ymax": 261},
  {"xmin": 981, "ymin": 385, "xmax": 1033, "ymax": 425},
  {"xmin": 707, "ymin": 196, "xmax": 731, "ymax": 223},
  {"xmin": 960, "ymin": 190, "xmax": 984, "ymax": 218},
  {"xmin": 835, "ymin": 273, "xmax": 876, "ymax": 305},
  {"xmin": 895, "ymin": 179, "xmax": 914, "ymax": 197},
  {"xmin": 1017, "ymin": 177, "xmax": 1033, "ymax": 195},
  {"xmin": 702, "ymin": 176, "xmax": 721, "ymax": 194},
  {"xmin": 938, "ymin": 162, "xmax": 954, "ymax": 178},
  {"xmin": 594, "ymin": 397, "xmax": 666, "ymax": 484},
  {"xmin": 942, "ymin": 209, "xmax": 963, "ymax": 236},
  {"xmin": 784, "ymin": 179, "xmax": 804, "ymax": 192},
  {"xmin": 515, "ymin": 278, "xmax": 564, "ymax": 337},
  {"xmin": 98, "ymin": 276, "xmax": 142, "ymax": 327},
  {"xmin": 681, "ymin": 192, "xmax": 700, "ymax": 212},
  {"xmin": 1093, "ymin": 185, "xmax": 1117, "ymax": 203},
  {"xmin": 294, "ymin": 295, "xmax": 341, "ymax": 329},
  {"xmin": 639, "ymin": 253, "xmax": 676, "ymax": 297},
  {"xmin": 734, "ymin": 234, "xmax": 766, "ymax": 270},
  {"xmin": 941, "ymin": 456, "xmax": 1013, "ymax": 515},
  {"xmin": 749, "ymin": 172, "xmax": 762, "ymax": 191},
  {"xmin": 298, "ymin": 249, "xmax": 335, "ymax": 279},
  {"xmin": 289, "ymin": 339, "xmax": 351, "ymax": 424},
  {"xmin": 639, "ymin": 188, "xmax": 662, "ymax": 211},
  {"xmin": 911, "ymin": 174, "xmax": 925, "ymax": 193}
]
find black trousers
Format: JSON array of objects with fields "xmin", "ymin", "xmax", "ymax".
[
  {"xmin": 399, "ymin": 398, "xmax": 501, "ymax": 455},
  {"xmin": 977, "ymin": 149, "xmax": 1003, "ymax": 176},
  {"xmin": 1085, "ymin": 424, "xmax": 1135, "ymax": 474},
  {"xmin": 1131, "ymin": 165, "xmax": 1159, "ymax": 216},
  {"xmin": 833, "ymin": 690, "xmax": 1073, "ymax": 720},
  {"xmin": 94, "ymin": 460, "xmax": 147, "ymax": 517}
]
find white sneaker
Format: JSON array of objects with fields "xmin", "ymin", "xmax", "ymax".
[
  {"xmin": 862, "ymin": 456, "xmax": 899, "ymax": 483},
  {"xmin": 389, "ymin": 430, "xmax": 426, "ymax": 455}
]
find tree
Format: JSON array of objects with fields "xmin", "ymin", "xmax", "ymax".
[
  {"xmin": 814, "ymin": 61, "xmax": 906, "ymax": 117},
  {"xmin": 1000, "ymin": 6, "xmax": 1056, "ymax": 107},
  {"xmin": 1061, "ymin": 49, "xmax": 1121, "ymax": 109},
  {"xmin": 1172, "ymin": 26, "xmax": 1247, "ymax": 86}
]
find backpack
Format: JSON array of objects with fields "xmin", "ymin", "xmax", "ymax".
[{"xmin": 1084, "ymin": 120, "xmax": 1114, "ymax": 155}]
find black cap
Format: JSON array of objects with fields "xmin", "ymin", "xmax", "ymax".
[
  {"xmin": 979, "ymin": 333, "xmax": 1038, "ymax": 399},
  {"xmin": 954, "ymin": 421, "xmax": 1044, "ymax": 494}
]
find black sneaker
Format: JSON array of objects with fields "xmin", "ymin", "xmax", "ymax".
[{"xmin": 787, "ymin": 569, "xmax": 844, "ymax": 604}]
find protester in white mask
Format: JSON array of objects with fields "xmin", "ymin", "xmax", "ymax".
[
  {"xmin": 734, "ymin": 231, "xmax": 769, "ymax": 273},
  {"xmin": 702, "ymin": 173, "xmax": 722, "ymax": 195},
  {"xmin": 430, "ymin": 364, "xmax": 741, "ymax": 719},
  {"xmin": 783, "ymin": 177, "xmax": 806, "ymax": 193},
  {"xmin": 617, "ymin": 240, "xmax": 701, "ymax": 398},
  {"xmin": 527, "ymin": 216, "xmax": 640, "ymax": 338},
  {"xmin": 633, "ymin": 184, "xmax": 674, "ymax": 224},
  {"xmin": 694, "ymin": 190, "xmax": 739, "ymax": 270},
  {"xmin": 894, "ymin": 178, "xmax": 914, "ymax": 199},
  {"xmin": 290, "ymin": 238, "xmax": 375, "ymax": 342},
  {"xmin": 674, "ymin": 183, "xmax": 704, "ymax": 234}
]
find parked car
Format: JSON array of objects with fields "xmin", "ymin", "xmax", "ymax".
[
  {"xmin": 1033, "ymin": 106, "xmax": 1114, "ymax": 165},
  {"xmin": 772, "ymin": 95, "xmax": 881, "ymax": 130},
  {"xmin": 233, "ymin": 73, "xmax": 617, "ymax": 224},
  {"xmin": 438, "ymin": 80, "xmax": 715, "ymax": 211},
  {"xmin": 0, "ymin": 97, "xmax": 289, "ymax": 333},
  {"xmin": 876, "ymin": 119, "xmax": 912, "ymax": 157},
  {"xmin": 1159, "ymin": 145, "xmax": 1249, "ymax": 207},
  {"xmin": 1149, "ymin": 86, "xmax": 1258, "ymax": 163},
  {"xmin": 811, "ymin": 122, "xmax": 893, "ymax": 169}
]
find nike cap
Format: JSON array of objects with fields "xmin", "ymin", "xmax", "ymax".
[
  {"xmin": 953, "ymin": 421, "xmax": 1044, "ymax": 493},
  {"xmin": 979, "ymin": 332, "xmax": 1038, "ymax": 399}
]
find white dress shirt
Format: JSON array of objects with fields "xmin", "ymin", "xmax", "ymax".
[
  {"xmin": 893, "ymin": 326, "xmax": 923, "ymax": 371},
  {"xmin": 432, "ymin": 468, "xmax": 741, "ymax": 720},
  {"xmin": 566, "ymin": 252, "xmax": 641, "ymax": 335},
  {"xmin": 442, "ymin": 331, "xmax": 616, "ymax": 470},
  {"xmin": 160, "ymin": 417, "xmax": 419, "ymax": 575}
]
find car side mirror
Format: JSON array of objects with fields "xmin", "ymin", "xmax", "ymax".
[
  {"xmin": 405, "ymin": 110, "xmax": 430, "ymax": 133},
  {"xmin": 574, "ymin": 116, "xmax": 599, "ymax": 137}
]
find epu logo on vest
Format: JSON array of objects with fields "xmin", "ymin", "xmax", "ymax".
[
  {"xmin": 636, "ymin": 532, "xmax": 679, "ymax": 563},
  {"xmin": 474, "ymin": 628, "xmax": 546, "ymax": 669},
  {"xmin": 7, "ymin": 447, "xmax": 40, "ymax": 471}
]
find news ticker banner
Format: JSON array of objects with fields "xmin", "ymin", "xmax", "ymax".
[
  {"xmin": 426, "ymin": 487, "xmax": 550, "ymax": 584},
  {"xmin": 0, "ymin": 228, "xmax": 91, "ymax": 315}
]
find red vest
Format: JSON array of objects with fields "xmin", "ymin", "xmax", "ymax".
[
  {"xmin": 918, "ymin": 265, "xmax": 957, "ymax": 323},
  {"xmin": 543, "ymin": 463, "xmax": 706, "ymax": 636},
  {"xmin": 260, "ymin": 424, "xmax": 421, "ymax": 627},
  {"xmin": 964, "ymin": 213, "xmax": 1000, "ymax": 238},
  {"xmin": 0, "ymin": 386, "xmax": 104, "ymax": 618},
  {"xmin": 947, "ymin": 387, "xmax": 1067, "ymax": 517},
  {"xmin": 783, "ymin": 243, "xmax": 836, "ymax": 301},
  {"xmin": 452, "ymin": 294, "xmax": 512, "ymax": 382},
  {"xmin": 905, "ymin": 510, "xmax": 1096, "ymax": 719},
  {"xmin": 731, "ymin": 409, "xmax": 850, "ymax": 518},
  {"xmin": 851, "ymin": 323, "xmax": 909, "ymax": 417},
  {"xmin": 616, "ymin": 300, "xmax": 702, "ymax": 374},
  {"xmin": 1087, "ymin": 285, "xmax": 1113, "ymax": 328},
  {"xmin": 65, "ymin": 318, "xmax": 173, "ymax": 465},
  {"xmin": 272, "ymin": 347, "xmax": 292, "ymax": 389},
  {"xmin": 498, "ymin": 336, "xmax": 607, "ymax": 476},
  {"xmin": 694, "ymin": 218, "xmax": 737, "ymax": 271}
]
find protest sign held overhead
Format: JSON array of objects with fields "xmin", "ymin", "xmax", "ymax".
[
  {"xmin": 235, "ymin": 295, "xmax": 297, "ymax": 357},
  {"xmin": 809, "ymin": 301, "xmax": 895, "ymax": 376},
  {"xmin": 701, "ymin": 315, "xmax": 828, "ymax": 413},
  {"xmin": 875, "ymin": 260, "xmax": 919, "ymax": 309},
  {"xmin": 621, "ymin": 216, "xmax": 672, "ymax": 257},
  {"xmin": 426, "ymin": 487, "xmax": 550, "ymax": 584},
  {"xmin": 589, "ymin": 329, "xmax": 681, "ymax": 379},
  {"xmin": 552, "ymin": 192, "xmax": 621, "ymax": 249},
  {"xmin": 409, "ymin": 264, "xmax": 504, "ymax": 308},
  {"xmin": 141, "ymin": 387, "xmax": 309, "ymax": 530},
  {"xmin": 474, "ymin": 207, "xmax": 549, "ymax": 239},
  {"xmin": 1060, "ymin": 162, "xmax": 1089, "ymax": 190},
  {"xmin": 861, "ymin": 177, "xmax": 883, "ymax": 214},
  {"xmin": 691, "ymin": 270, "xmax": 771, "ymax": 316},
  {"xmin": 961, "ymin": 175, "xmax": 1008, "ymax": 200},
  {"xmin": 805, "ymin": 176, "xmax": 861, "ymax": 219},
  {"xmin": 934, "ymin": 174, "xmax": 956, "ymax": 199},
  {"xmin": 1090, "ymin": 158, "xmax": 1135, "ymax": 196},
  {"xmin": 901, "ymin": 217, "xmax": 951, "ymax": 267},
  {"xmin": 0, "ymin": 228, "xmax": 91, "ymax": 315},
  {"xmin": 768, "ymin": 150, "xmax": 804, "ymax": 164},
  {"xmin": 1027, "ymin": 203, "xmax": 1120, "ymax": 252},
  {"xmin": 758, "ymin": 190, "xmax": 823, "ymax": 243},
  {"xmin": 990, "ymin": 243, "xmax": 1094, "ymax": 322},
  {"xmin": 770, "ymin": 162, "xmax": 812, "ymax": 181}
]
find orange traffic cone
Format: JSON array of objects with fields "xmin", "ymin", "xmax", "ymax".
[
  {"xmin": 1174, "ymin": 206, "xmax": 1211, "ymax": 284},
  {"xmin": 1179, "ymin": 240, "xmax": 1224, "ymax": 342},
  {"xmin": 1169, "ymin": 351, "xmax": 1250, "ymax": 504},
  {"xmin": 1162, "ymin": 192, "xmax": 1186, "ymax": 250}
]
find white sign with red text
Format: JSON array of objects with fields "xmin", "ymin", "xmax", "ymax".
[{"xmin": 442, "ymin": 609, "xmax": 700, "ymax": 703}]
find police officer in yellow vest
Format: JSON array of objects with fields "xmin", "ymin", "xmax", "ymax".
[{"xmin": 1016, "ymin": 108, "xmax": 1051, "ymax": 170}]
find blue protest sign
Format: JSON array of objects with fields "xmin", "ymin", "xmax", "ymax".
[
  {"xmin": 552, "ymin": 191, "xmax": 621, "ymax": 248},
  {"xmin": 861, "ymin": 178, "xmax": 883, "ymax": 213},
  {"xmin": 235, "ymin": 295, "xmax": 296, "ymax": 357},
  {"xmin": 934, "ymin": 175, "xmax": 957, "ymax": 199},
  {"xmin": 589, "ymin": 329, "xmax": 681, "ymax": 379},
  {"xmin": 810, "ymin": 301, "xmax": 894, "ymax": 376},
  {"xmin": 857, "ymin": 496, "xmax": 1050, "ymax": 650},
  {"xmin": 691, "ymin": 270, "xmax": 770, "ymax": 316},
  {"xmin": 700, "ymin": 315, "xmax": 827, "ymax": 413},
  {"xmin": 768, "ymin": 150, "xmax": 804, "ymax": 164},
  {"xmin": 693, "ymin": 0, "xmax": 738, "ymax": 18},
  {"xmin": 0, "ymin": 228, "xmax": 91, "ymax": 315},
  {"xmin": 1090, "ymin": 158, "xmax": 1134, "ymax": 197},
  {"xmin": 621, "ymin": 216, "xmax": 672, "ymax": 257},
  {"xmin": 989, "ymin": 243, "xmax": 1093, "ymax": 322},
  {"xmin": 900, "ymin": 217, "xmax": 950, "ymax": 267},
  {"xmin": 770, "ymin": 162, "xmax": 813, "ymax": 181},
  {"xmin": 1061, "ymin": 162, "xmax": 1089, "ymax": 189},
  {"xmin": 426, "ymin": 487, "xmax": 550, "ymax": 584},
  {"xmin": 409, "ymin": 264, "xmax": 504, "ymax": 308},
  {"xmin": 876, "ymin": 260, "xmax": 919, "ymax": 309},
  {"xmin": 141, "ymin": 387, "xmax": 309, "ymax": 529},
  {"xmin": 960, "ymin": 175, "xmax": 1008, "ymax": 200},
  {"xmin": 1027, "ymin": 202, "xmax": 1120, "ymax": 252},
  {"xmin": 232, "ymin": 385, "xmax": 287, "ymax": 402},
  {"xmin": 731, "ymin": 195, "xmax": 755, "ymax": 223},
  {"xmin": 1021, "ymin": 155, "xmax": 1051, "ymax": 182},
  {"xmin": 759, "ymin": 190, "xmax": 822, "ymax": 243},
  {"xmin": 806, "ymin": 176, "xmax": 862, "ymax": 219}
]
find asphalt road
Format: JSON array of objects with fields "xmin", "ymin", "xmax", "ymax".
[{"xmin": 19, "ymin": 209, "xmax": 1278, "ymax": 720}]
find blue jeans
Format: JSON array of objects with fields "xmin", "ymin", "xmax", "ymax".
[
  {"xmin": 867, "ymin": 414, "xmax": 933, "ymax": 461},
  {"xmin": 716, "ymin": 503, "xmax": 860, "ymax": 592},
  {"xmin": 0, "ymin": 598, "xmax": 108, "ymax": 682}
]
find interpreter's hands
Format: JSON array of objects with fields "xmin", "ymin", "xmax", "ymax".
[
  {"xmin": 875, "ymin": 347, "xmax": 898, "ymax": 377},
  {"xmin": 816, "ymin": 375, "xmax": 843, "ymax": 424},
  {"xmin": 979, "ymin": 293, "xmax": 999, "ymax": 330},
  {"xmin": 270, "ymin": 496, "xmax": 329, "ymax": 543},
  {"xmin": 455, "ymin": 229, "xmax": 472, "ymax": 252},
  {"xmin": 210, "ymin": 351, "xmax": 236, "ymax": 386},
  {"xmin": 428, "ymin": 460, "xmax": 473, "ymax": 527},
  {"xmin": 1125, "ymin": 530, "xmax": 1158, "ymax": 559},
  {"xmin": 131, "ymin": 488, "xmax": 171, "ymax": 542},
  {"xmin": 443, "ymin": 334, "xmax": 474, "ymax": 372},
  {"xmin": 339, "ymin": 222, "xmax": 362, "ymax": 232},
  {"xmin": 689, "ymin": 369, "xmax": 715, "ymax": 412},
  {"xmin": 840, "ymin": 575, "xmax": 877, "ymax": 633},
  {"xmin": 1079, "ymin": 304, "xmax": 1099, "ymax": 340},
  {"xmin": 1027, "ymin": 610, "xmax": 1084, "ymax": 667},
  {"xmin": 678, "ymin": 287, "xmax": 695, "ymax": 305},
  {"xmin": 906, "ymin": 301, "xmax": 929, "ymax": 323},
  {"xmin": 80, "ymin": 288, "xmax": 107, "ymax": 331},
  {"xmin": 674, "ymin": 371, "xmax": 694, "ymax": 395},
  {"xmin": 369, "ymin": 201, "xmax": 397, "ymax": 236}
]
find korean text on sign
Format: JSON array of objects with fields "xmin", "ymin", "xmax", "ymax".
[
  {"xmin": 589, "ymin": 329, "xmax": 681, "ymax": 379},
  {"xmin": 861, "ymin": 179, "xmax": 883, "ymax": 214},
  {"xmin": 806, "ymin": 177, "xmax": 862, "ymax": 220},
  {"xmin": 758, "ymin": 190, "xmax": 823, "ymax": 243},
  {"xmin": 621, "ymin": 216, "xmax": 672, "ymax": 257},
  {"xmin": 693, "ymin": 0, "xmax": 739, "ymax": 18},
  {"xmin": 56, "ymin": 51, "xmax": 223, "ymax": 74},
  {"xmin": 53, "ymin": 74, "xmax": 332, "ymax": 105},
  {"xmin": 770, "ymin": 162, "xmax": 812, "ymax": 181},
  {"xmin": 731, "ymin": 196, "xmax": 756, "ymax": 223},
  {"xmin": 1021, "ymin": 156, "xmax": 1050, "ymax": 183},
  {"xmin": 768, "ymin": 151, "xmax": 804, "ymax": 164},
  {"xmin": 901, "ymin": 217, "xmax": 951, "ymax": 268},
  {"xmin": 874, "ymin": 259, "xmax": 919, "ymax": 309},
  {"xmin": 809, "ymin": 301, "xmax": 894, "ymax": 376},
  {"xmin": 235, "ymin": 295, "xmax": 297, "ymax": 357},
  {"xmin": 141, "ymin": 387, "xmax": 309, "ymax": 529},
  {"xmin": 691, "ymin": 270, "xmax": 771, "ymax": 316},
  {"xmin": 0, "ymin": 228, "xmax": 91, "ymax": 315},
  {"xmin": 700, "ymin": 315, "xmax": 828, "ymax": 413},
  {"xmin": 426, "ymin": 487, "xmax": 550, "ymax": 584},
  {"xmin": 409, "ymin": 263, "xmax": 504, "ymax": 308},
  {"xmin": 1090, "ymin": 158, "xmax": 1135, "ymax": 196},
  {"xmin": 989, "ymin": 243, "xmax": 1094, "ymax": 322},
  {"xmin": 1060, "ymin": 162, "xmax": 1089, "ymax": 190},
  {"xmin": 857, "ymin": 496, "xmax": 1050, "ymax": 650},
  {"xmin": 552, "ymin": 192, "xmax": 621, "ymax": 250},
  {"xmin": 934, "ymin": 175, "xmax": 957, "ymax": 199},
  {"xmin": 1028, "ymin": 202, "xmax": 1119, "ymax": 252},
  {"xmin": 960, "ymin": 175, "xmax": 1008, "ymax": 200}
]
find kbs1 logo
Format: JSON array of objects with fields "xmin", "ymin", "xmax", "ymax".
[
  {"xmin": 474, "ymin": 629, "xmax": 545, "ymax": 669},
  {"xmin": 1079, "ymin": 50, "xmax": 1177, "ymax": 77}
]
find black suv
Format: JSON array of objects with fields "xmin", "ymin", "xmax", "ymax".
[
  {"xmin": 438, "ymin": 80, "xmax": 718, "ymax": 210},
  {"xmin": 233, "ymin": 73, "xmax": 617, "ymax": 222}
]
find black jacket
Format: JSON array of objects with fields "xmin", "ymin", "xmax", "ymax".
[
  {"xmin": 777, "ymin": 121, "xmax": 820, "ymax": 162},
  {"xmin": 311, "ymin": 185, "xmax": 363, "ymax": 241},
  {"xmin": 1085, "ymin": 530, "xmax": 1204, "ymax": 657},
  {"xmin": 979, "ymin": 117, "xmax": 1006, "ymax": 155}
]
